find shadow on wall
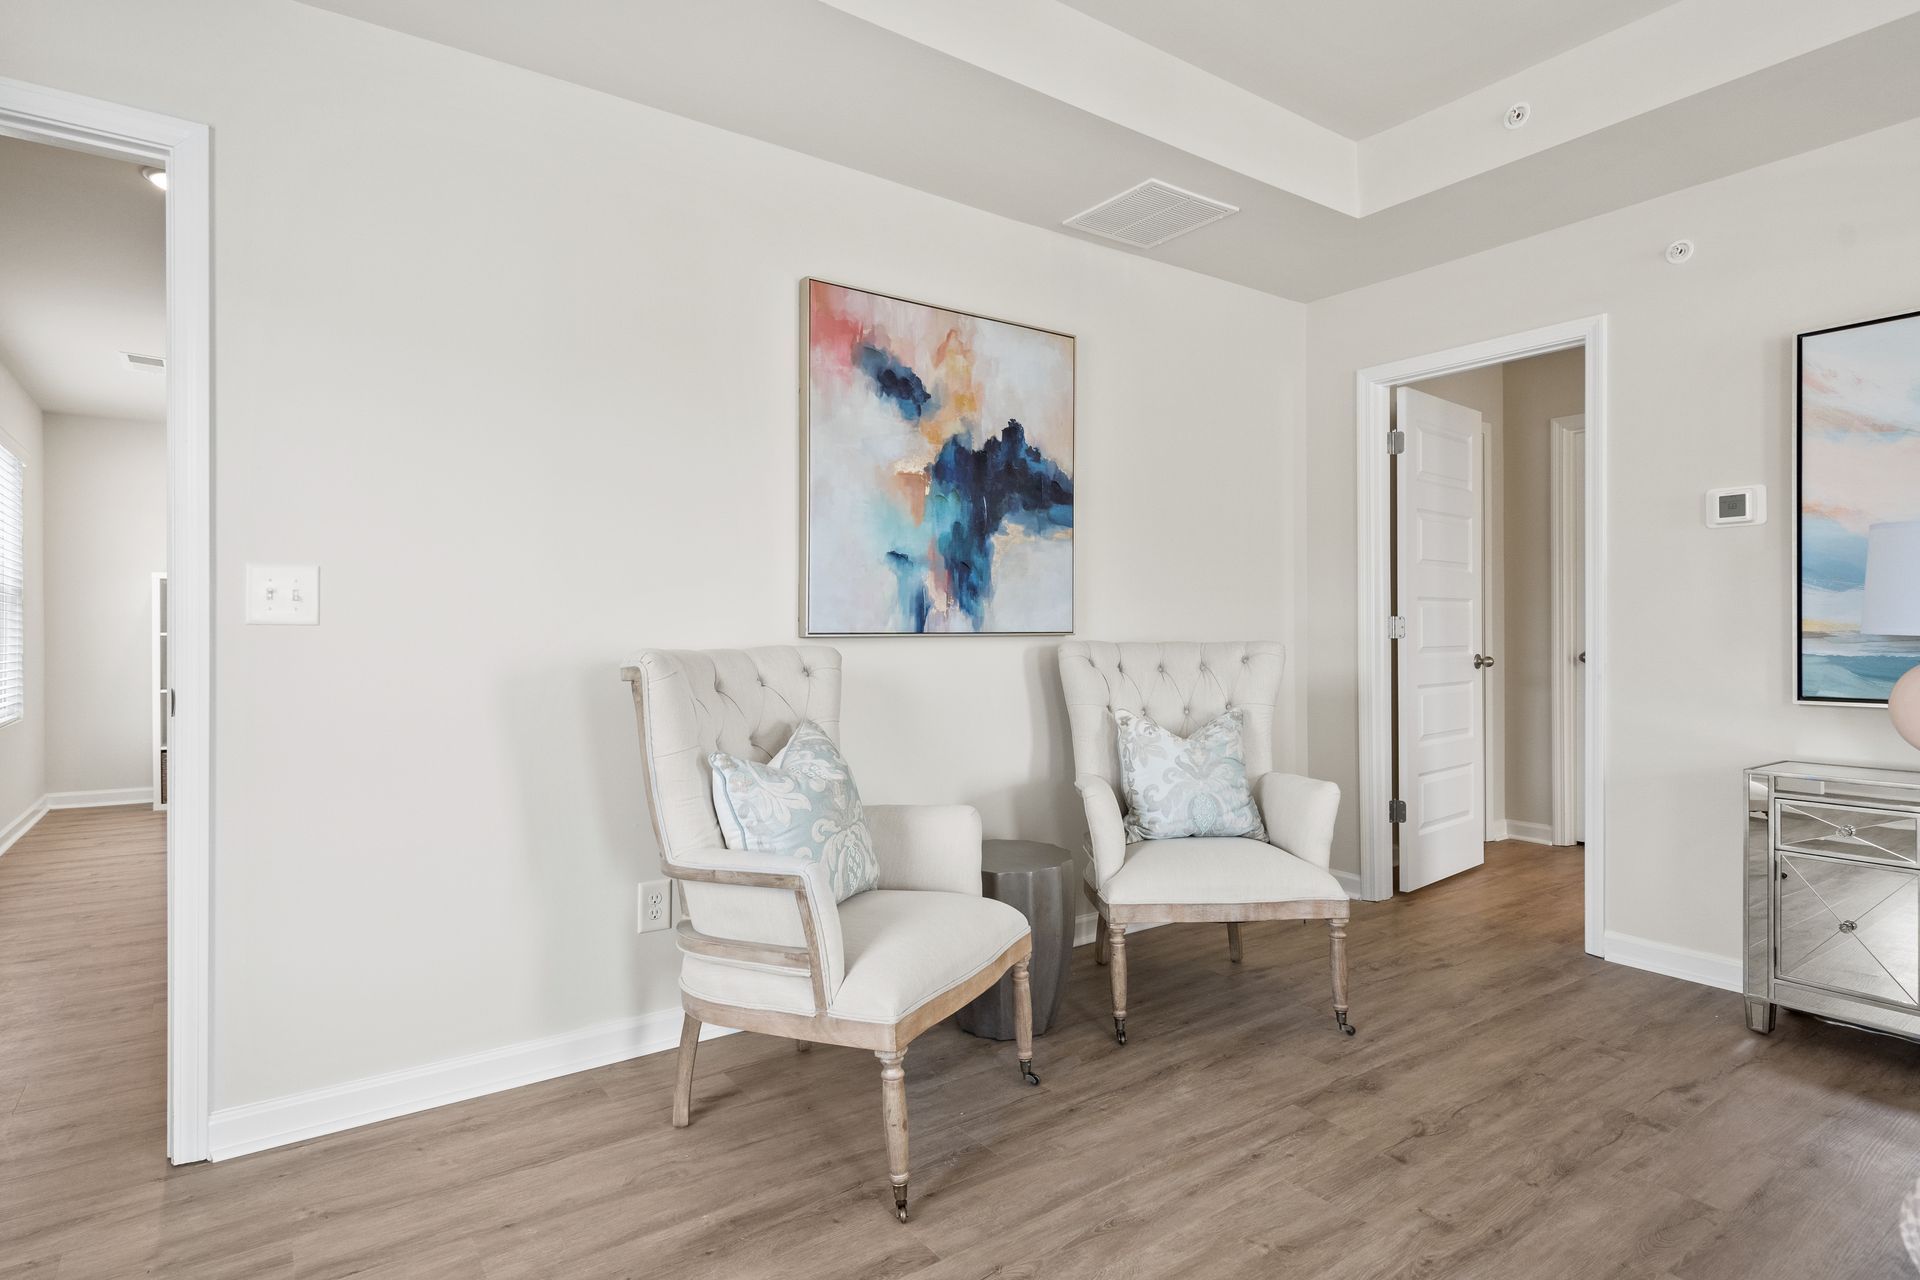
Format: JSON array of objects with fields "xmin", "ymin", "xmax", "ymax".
[
  {"xmin": 503, "ymin": 659, "xmax": 674, "ymax": 1029},
  {"xmin": 1014, "ymin": 641, "xmax": 1078, "ymax": 851}
]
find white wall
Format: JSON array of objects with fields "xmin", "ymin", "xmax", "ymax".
[
  {"xmin": 43, "ymin": 413, "xmax": 166, "ymax": 796},
  {"xmin": 0, "ymin": 0, "xmax": 1307, "ymax": 1111},
  {"xmin": 1306, "ymin": 116, "xmax": 1920, "ymax": 966},
  {"xmin": 0, "ymin": 361, "xmax": 44, "ymax": 845}
]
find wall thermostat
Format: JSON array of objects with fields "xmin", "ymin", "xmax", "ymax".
[{"xmin": 1705, "ymin": 485, "xmax": 1766, "ymax": 527}]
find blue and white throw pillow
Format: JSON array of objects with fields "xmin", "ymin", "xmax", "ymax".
[
  {"xmin": 1114, "ymin": 707, "xmax": 1266, "ymax": 842},
  {"xmin": 709, "ymin": 720, "xmax": 880, "ymax": 902}
]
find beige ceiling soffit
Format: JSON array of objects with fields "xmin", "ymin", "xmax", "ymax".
[
  {"xmin": 1360, "ymin": 0, "xmax": 1920, "ymax": 213},
  {"xmin": 815, "ymin": 0, "xmax": 1361, "ymax": 216}
]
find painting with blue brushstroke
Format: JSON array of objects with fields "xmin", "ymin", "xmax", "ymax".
[
  {"xmin": 1799, "ymin": 309, "xmax": 1920, "ymax": 702},
  {"xmin": 804, "ymin": 280, "xmax": 1074, "ymax": 635}
]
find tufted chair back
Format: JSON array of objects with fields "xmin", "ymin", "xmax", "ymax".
[
  {"xmin": 1057, "ymin": 641, "xmax": 1283, "ymax": 802},
  {"xmin": 623, "ymin": 646, "xmax": 844, "ymax": 862}
]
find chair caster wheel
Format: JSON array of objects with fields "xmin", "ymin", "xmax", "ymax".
[
  {"xmin": 1019, "ymin": 1058, "xmax": 1041, "ymax": 1086},
  {"xmin": 1113, "ymin": 1017, "xmax": 1127, "ymax": 1045},
  {"xmin": 1335, "ymin": 1010, "xmax": 1355, "ymax": 1036},
  {"xmin": 893, "ymin": 1185, "xmax": 909, "ymax": 1223}
]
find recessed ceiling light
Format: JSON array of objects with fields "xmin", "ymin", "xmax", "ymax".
[{"xmin": 140, "ymin": 167, "xmax": 168, "ymax": 191}]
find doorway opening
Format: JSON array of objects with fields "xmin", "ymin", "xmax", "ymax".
[
  {"xmin": 0, "ymin": 79, "xmax": 211, "ymax": 1163},
  {"xmin": 1354, "ymin": 317, "xmax": 1609, "ymax": 955}
]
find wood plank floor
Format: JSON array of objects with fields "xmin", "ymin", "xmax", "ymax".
[{"xmin": 5, "ymin": 815, "xmax": 1920, "ymax": 1278}]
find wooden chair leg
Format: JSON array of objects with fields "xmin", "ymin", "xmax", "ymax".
[
  {"xmin": 671, "ymin": 1012, "xmax": 700, "ymax": 1127},
  {"xmin": 1108, "ymin": 924, "xmax": 1129, "ymax": 1044},
  {"xmin": 876, "ymin": 1049, "xmax": 910, "ymax": 1222},
  {"xmin": 1226, "ymin": 922, "xmax": 1243, "ymax": 964},
  {"xmin": 1330, "ymin": 918, "xmax": 1355, "ymax": 1035},
  {"xmin": 1013, "ymin": 959, "xmax": 1040, "ymax": 1085},
  {"xmin": 1095, "ymin": 913, "xmax": 1110, "ymax": 966}
]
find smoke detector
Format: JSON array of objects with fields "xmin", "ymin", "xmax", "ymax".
[
  {"xmin": 1504, "ymin": 101, "xmax": 1531, "ymax": 129},
  {"xmin": 1063, "ymin": 179, "xmax": 1238, "ymax": 249},
  {"xmin": 1665, "ymin": 239, "xmax": 1695, "ymax": 265}
]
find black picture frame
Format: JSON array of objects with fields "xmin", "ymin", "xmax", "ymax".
[{"xmin": 1795, "ymin": 306, "xmax": 1920, "ymax": 705}]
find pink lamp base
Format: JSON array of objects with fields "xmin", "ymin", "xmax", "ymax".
[{"xmin": 1892, "ymin": 666, "xmax": 1920, "ymax": 750}]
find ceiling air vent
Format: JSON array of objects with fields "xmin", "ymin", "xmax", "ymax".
[
  {"xmin": 121, "ymin": 351, "xmax": 165, "ymax": 371},
  {"xmin": 1063, "ymin": 179, "xmax": 1238, "ymax": 249}
]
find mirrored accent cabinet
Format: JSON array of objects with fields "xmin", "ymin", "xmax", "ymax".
[{"xmin": 1747, "ymin": 760, "xmax": 1920, "ymax": 1040}]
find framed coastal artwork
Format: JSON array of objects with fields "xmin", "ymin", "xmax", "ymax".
[
  {"xmin": 802, "ymin": 279, "xmax": 1075, "ymax": 636},
  {"xmin": 1797, "ymin": 308, "xmax": 1920, "ymax": 704}
]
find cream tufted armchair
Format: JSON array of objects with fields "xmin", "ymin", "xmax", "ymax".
[
  {"xmin": 622, "ymin": 645, "xmax": 1038, "ymax": 1223},
  {"xmin": 1058, "ymin": 641, "xmax": 1351, "ymax": 1042}
]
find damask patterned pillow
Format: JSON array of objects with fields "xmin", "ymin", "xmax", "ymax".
[
  {"xmin": 709, "ymin": 720, "xmax": 881, "ymax": 902},
  {"xmin": 1114, "ymin": 707, "xmax": 1267, "ymax": 842}
]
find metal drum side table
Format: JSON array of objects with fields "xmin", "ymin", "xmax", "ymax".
[{"xmin": 957, "ymin": 840, "xmax": 1076, "ymax": 1040}]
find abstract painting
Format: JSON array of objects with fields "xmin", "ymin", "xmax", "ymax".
[
  {"xmin": 1798, "ymin": 309, "xmax": 1920, "ymax": 703},
  {"xmin": 803, "ymin": 279, "xmax": 1074, "ymax": 635}
]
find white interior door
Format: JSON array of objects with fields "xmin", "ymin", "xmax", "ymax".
[{"xmin": 1395, "ymin": 386, "xmax": 1487, "ymax": 892}]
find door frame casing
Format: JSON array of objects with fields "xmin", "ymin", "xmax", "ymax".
[
  {"xmin": 1549, "ymin": 414, "xmax": 1587, "ymax": 848},
  {"xmin": 1354, "ymin": 316, "xmax": 1608, "ymax": 956},
  {"xmin": 0, "ymin": 77, "xmax": 213, "ymax": 1162},
  {"xmin": 1477, "ymin": 419, "xmax": 1506, "ymax": 843}
]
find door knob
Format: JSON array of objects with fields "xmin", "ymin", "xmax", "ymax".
[{"xmin": 1473, "ymin": 653, "xmax": 1496, "ymax": 670}]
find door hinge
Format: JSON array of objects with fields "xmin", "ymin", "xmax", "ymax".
[
  {"xmin": 1387, "ymin": 429, "xmax": 1406, "ymax": 455},
  {"xmin": 1387, "ymin": 614, "xmax": 1407, "ymax": 640},
  {"xmin": 1388, "ymin": 798, "xmax": 1407, "ymax": 824}
]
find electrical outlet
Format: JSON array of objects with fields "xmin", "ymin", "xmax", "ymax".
[{"xmin": 638, "ymin": 879, "xmax": 672, "ymax": 934}]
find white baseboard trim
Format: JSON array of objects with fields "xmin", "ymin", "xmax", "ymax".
[
  {"xmin": 1603, "ymin": 930, "xmax": 1741, "ymax": 993},
  {"xmin": 0, "ymin": 798, "xmax": 50, "ymax": 858},
  {"xmin": 208, "ymin": 1005, "xmax": 734, "ymax": 1161},
  {"xmin": 47, "ymin": 786, "xmax": 154, "ymax": 809},
  {"xmin": 1503, "ymin": 820, "xmax": 1554, "ymax": 846},
  {"xmin": 1486, "ymin": 819, "xmax": 1509, "ymax": 841}
]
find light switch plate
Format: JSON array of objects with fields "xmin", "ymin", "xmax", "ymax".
[{"xmin": 246, "ymin": 564, "xmax": 319, "ymax": 624}]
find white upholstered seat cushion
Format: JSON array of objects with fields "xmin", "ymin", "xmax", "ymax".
[
  {"xmin": 1097, "ymin": 837, "xmax": 1346, "ymax": 907},
  {"xmin": 679, "ymin": 889, "xmax": 1029, "ymax": 1023}
]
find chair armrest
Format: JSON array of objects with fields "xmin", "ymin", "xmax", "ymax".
[
  {"xmin": 669, "ymin": 848, "xmax": 845, "ymax": 1007},
  {"xmin": 864, "ymin": 804, "xmax": 983, "ymax": 895},
  {"xmin": 1253, "ymin": 772, "xmax": 1341, "ymax": 870},
  {"xmin": 1075, "ymin": 775, "xmax": 1128, "ymax": 891}
]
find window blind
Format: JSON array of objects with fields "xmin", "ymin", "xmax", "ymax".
[{"xmin": 0, "ymin": 441, "xmax": 22, "ymax": 727}]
